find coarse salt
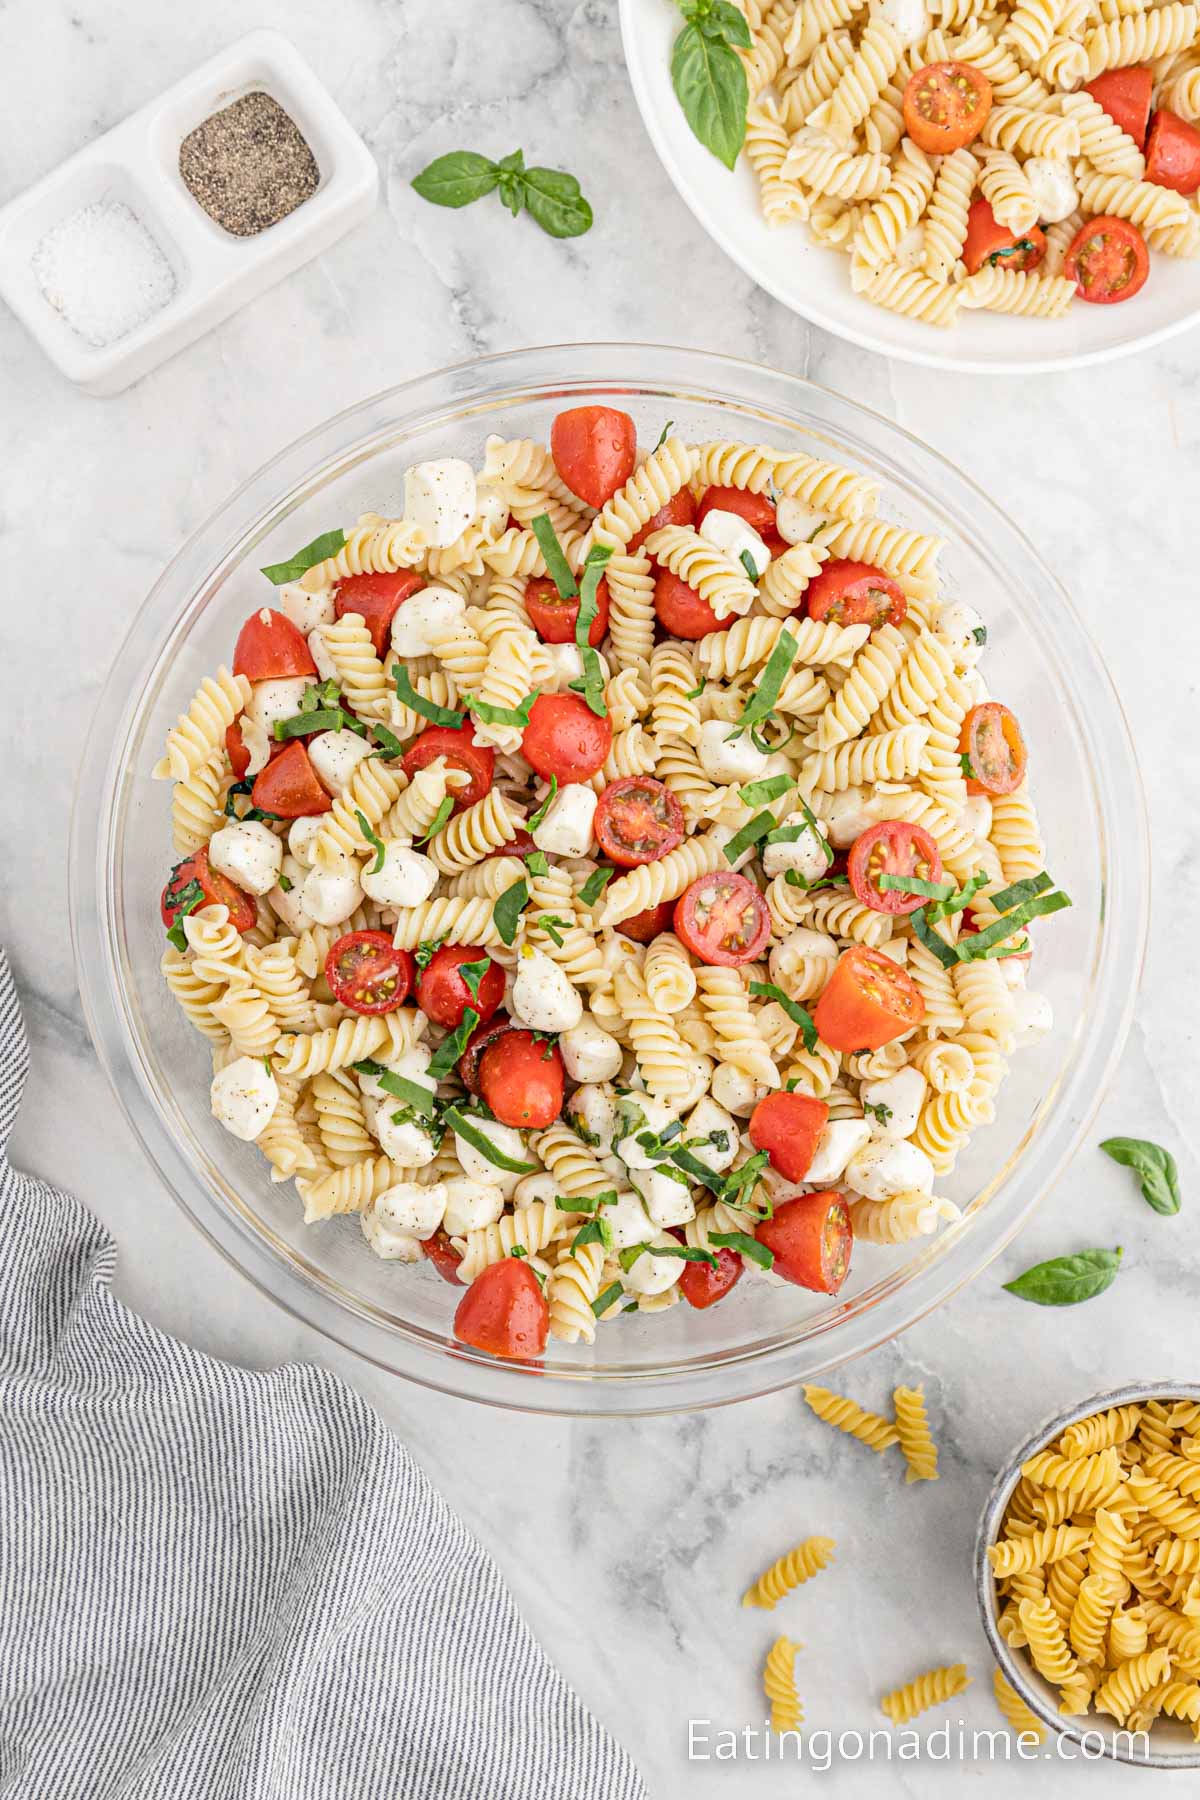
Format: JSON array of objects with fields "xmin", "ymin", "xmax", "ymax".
[{"xmin": 32, "ymin": 199, "xmax": 176, "ymax": 350}]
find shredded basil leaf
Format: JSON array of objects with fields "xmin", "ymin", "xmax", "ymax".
[
  {"xmin": 578, "ymin": 867, "xmax": 612, "ymax": 908},
  {"xmin": 572, "ymin": 1217, "xmax": 613, "ymax": 1252},
  {"xmin": 355, "ymin": 809, "xmax": 387, "ymax": 875},
  {"xmin": 274, "ymin": 706, "xmax": 344, "ymax": 740},
  {"xmin": 418, "ymin": 796, "xmax": 455, "ymax": 844},
  {"xmin": 726, "ymin": 628, "xmax": 798, "ymax": 740},
  {"xmin": 394, "ymin": 666, "xmax": 464, "ymax": 728},
  {"xmin": 536, "ymin": 914, "xmax": 567, "ymax": 948},
  {"xmin": 444, "ymin": 1103, "xmax": 535, "ymax": 1172},
  {"xmin": 972, "ymin": 625, "xmax": 988, "ymax": 646},
  {"xmin": 428, "ymin": 1009, "xmax": 481, "ymax": 1082},
  {"xmin": 377, "ymin": 1072, "xmax": 438, "ymax": 1117},
  {"xmin": 530, "ymin": 514, "xmax": 579, "ymax": 600},
  {"xmin": 877, "ymin": 872, "xmax": 955, "ymax": 900},
  {"xmin": 528, "ymin": 777, "xmax": 558, "ymax": 831},
  {"xmin": 163, "ymin": 875, "xmax": 205, "ymax": 953},
  {"xmin": 739, "ymin": 548, "xmax": 759, "ymax": 583},
  {"xmin": 957, "ymin": 887, "xmax": 1071, "ymax": 959},
  {"xmin": 684, "ymin": 678, "xmax": 707, "ymax": 700},
  {"xmin": 414, "ymin": 934, "xmax": 448, "ymax": 972},
  {"xmin": 748, "ymin": 980, "xmax": 818, "ymax": 1051},
  {"xmin": 709, "ymin": 1229, "xmax": 773, "ymax": 1270},
  {"xmin": 558, "ymin": 1189, "xmax": 616, "ymax": 1215},
  {"xmin": 723, "ymin": 809, "xmax": 778, "ymax": 864},
  {"xmin": 740, "ymin": 773, "xmax": 793, "ymax": 808},
  {"xmin": 575, "ymin": 545, "xmax": 613, "ymax": 718},
  {"xmin": 910, "ymin": 907, "xmax": 960, "ymax": 968},
  {"xmin": 457, "ymin": 957, "xmax": 492, "ymax": 1002},
  {"xmin": 525, "ymin": 850, "xmax": 550, "ymax": 878},
  {"xmin": 493, "ymin": 879, "xmax": 530, "ymax": 946},
  {"xmin": 261, "ymin": 529, "xmax": 346, "ymax": 586},
  {"xmin": 592, "ymin": 1280, "xmax": 624, "ymax": 1317},
  {"xmin": 464, "ymin": 691, "xmax": 539, "ymax": 729},
  {"xmin": 653, "ymin": 420, "xmax": 675, "ymax": 453}
]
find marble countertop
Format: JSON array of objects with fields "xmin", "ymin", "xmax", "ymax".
[{"xmin": 2, "ymin": 1, "xmax": 1197, "ymax": 1793}]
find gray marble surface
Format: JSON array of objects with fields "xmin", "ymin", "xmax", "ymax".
[{"xmin": 2, "ymin": 1, "xmax": 1197, "ymax": 1792}]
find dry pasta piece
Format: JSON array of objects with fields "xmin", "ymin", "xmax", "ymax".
[
  {"xmin": 1094, "ymin": 1646, "xmax": 1173, "ymax": 1722},
  {"xmin": 763, "ymin": 1636, "xmax": 803, "ymax": 1732},
  {"xmin": 881, "ymin": 1663, "xmax": 971, "ymax": 1724},
  {"xmin": 992, "ymin": 1668, "xmax": 1046, "ymax": 1740},
  {"xmin": 988, "ymin": 1525, "xmax": 1094, "ymax": 1578},
  {"xmin": 742, "ymin": 1536, "xmax": 836, "ymax": 1610},
  {"xmin": 894, "ymin": 1384, "xmax": 939, "ymax": 1482},
  {"xmin": 804, "ymin": 1385, "xmax": 900, "ymax": 1453},
  {"xmin": 1019, "ymin": 1596, "xmax": 1079, "ymax": 1686}
]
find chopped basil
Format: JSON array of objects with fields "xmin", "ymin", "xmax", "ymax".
[
  {"xmin": 664, "ymin": 1145, "xmax": 726, "ymax": 1196},
  {"xmin": 464, "ymin": 691, "xmax": 539, "ymax": 729},
  {"xmin": 1003, "ymin": 1246, "xmax": 1123, "ymax": 1306},
  {"xmin": 748, "ymin": 980, "xmax": 818, "ymax": 1051},
  {"xmin": 394, "ymin": 666, "xmax": 465, "ymax": 728},
  {"xmin": 739, "ymin": 773, "xmax": 793, "ymax": 808},
  {"xmin": 378, "ymin": 1073, "xmax": 438, "ymax": 1117},
  {"xmin": 592, "ymin": 1280, "xmax": 624, "ymax": 1317},
  {"xmin": 261, "ymin": 528, "xmax": 346, "ymax": 585},
  {"xmin": 863, "ymin": 1101, "xmax": 893, "ymax": 1126},
  {"xmin": 653, "ymin": 420, "xmax": 674, "ymax": 452},
  {"xmin": 1100, "ymin": 1137, "xmax": 1181, "ymax": 1217},
  {"xmin": 709, "ymin": 1229, "xmax": 773, "ymax": 1270},
  {"xmin": 528, "ymin": 776, "xmax": 558, "ymax": 831},
  {"xmin": 525, "ymin": 850, "xmax": 550, "ymax": 878},
  {"xmin": 355, "ymin": 809, "xmax": 387, "ymax": 875},
  {"xmin": 530, "ymin": 514, "xmax": 578, "ymax": 600},
  {"xmin": 278, "ymin": 873, "xmax": 293, "ymax": 893},
  {"xmin": 418, "ymin": 796, "xmax": 455, "ymax": 844},
  {"xmin": 926, "ymin": 870, "xmax": 988, "ymax": 923},
  {"xmin": 960, "ymin": 752, "xmax": 974, "ymax": 779},
  {"xmin": 414, "ymin": 934, "xmax": 448, "ymax": 971},
  {"xmin": 739, "ymin": 548, "xmax": 759, "ymax": 583},
  {"xmin": 578, "ymin": 866, "xmax": 612, "ymax": 908},
  {"xmin": 457, "ymin": 957, "xmax": 492, "ymax": 1003},
  {"xmin": 428, "ymin": 1009, "xmax": 481, "ymax": 1082},
  {"xmin": 989, "ymin": 872, "xmax": 1053, "ymax": 914},
  {"xmin": 726, "ymin": 628, "xmax": 798, "ymax": 741},
  {"xmin": 510, "ymin": 1243, "xmax": 528, "ymax": 1257},
  {"xmin": 537, "ymin": 914, "xmax": 567, "ymax": 948},
  {"xmin": 957, "ymin": 884, "xmax": 1071, "ymax": 959},
  {"xmin": 722, "ymin": 808, "xmax": 778, "ymax": 864},
  {"xmin": 558, "ymin": 1189, "xmax": 616, "ymax": 1215},
  {"xmin": 972, "ymin": 625, "xmax": 988, "ymax": 646},
  {"xmin": 619, "ymin": 1241, "xmax": 717, "ymax": 1271},
  {"xmin": 444, "ymin": 1103, "xmax": 536, "ymax": 1172},
  {"xmin": 274, "ymin": 706, "xmax": 344, "ymax": 740},
  {"xmin": 720, "ymin": 1150, "xmax": 772, "ymax": 1214},
  {"xmin": 369, "ymin": 722, "xmax": 407, "ymax": 760},
  {"xmin": 572, "ymin": 1217, "xmax": 614, "ymax": 1252},
  {"xmin": 684, "ymin": 677, "xmax": 707, "ymax": 701},
  {"xmin": 877, "ymin": 872, "xmax": 955, "ymax": 901},
  {"xmin": 163, "ymin": 876, "xmax": 205, "ymax": 953},
  {"xmin": 910, "ymin": 907, "xmax": 959, "ymax": 968},
  {"xmin": 493, "ymin": 879, "xmax": 530, "ymax": 946},
  {"xmin": 575, "ymin": 546, "xmax": 613, "ymax": 719}
]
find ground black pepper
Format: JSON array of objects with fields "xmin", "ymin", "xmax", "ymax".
[{"xmin": 179, "ymin": 91, "xmax": 319, "ymax": 237}]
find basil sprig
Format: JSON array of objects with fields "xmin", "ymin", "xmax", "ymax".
[
  {"xmin": 710, "ymin": 1229, "xmax": 773, "ymax": 1270},
  {"xmin": 1100, "ymin": 1138, "xmax": 1181, "ymax": 1216},
  {"xmin": 444, "ymin": 1104, "xmax": 536, "ymax": 1173},
  {"xmin": 261, "ymin": 528, "xmax": 345, "ymax": 586},
  {"xmin": 428, "ymin": 1009, "xmax": 481, "ymax": 1082},
  {"xmin": 411, "ymin": 148, "xmax": 593, "ymax": 238},
  {"xmin": 1003, "ymin": 1246, "xmax": 1123, "ymax": 1306},
  {"xmin": 355, "ymin": 810, "xmax": 387, "ymax": 875},
  {"xmin": 748, "ymin": 980, "xmax": 818, "ymax": 1052},
  {"xmin": 394, "ymin": 665, "xmax": 464, "ymax": 728},
  {"xmin": 669, "ymin": 0, "xmax": 751, "ymax": 170}
]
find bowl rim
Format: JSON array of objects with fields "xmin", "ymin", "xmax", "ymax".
[
  {"xmin": 975, "ymin": 1382, "xmax": 1200, "ymax": 1769},
  {"xmin": 69, "ymin": 340, "xmax": 1151, "ymax": 1414}
]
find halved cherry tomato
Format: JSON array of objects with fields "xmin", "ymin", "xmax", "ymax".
[
  {"xmin": 334, "ymin": 569, "xmax": 424, "ymax": 657},
  {"xmin": 1146, "ymin": 108, "xmax": 1200, "ymax": 195},
  {"xmin": 653, "ymin": 567, "xmax": 724, "ymax": 639},
  {"xmin": 962, "ymin": 198, "xmax": 1046, "ymax": 275},
  {"xmin": 550, "ymin": 405, "xmax": 637, "ymax": 509},
  {"xmin": 232, "ymin": 607, "xmax": 317, "ymax": 682},
  {"xmin": 594, "ymin": 776, "xmax": 684, "ymax": 867},
  {"xmin": 479, "ymin": 1028, "xmax": 565, "ymax": 1130},
  {"xmin": 848, "ymin": 821, "xmax": 944, "ymax": 916},
  {"xmin": 1085, "ymin": 66, "xmax": 1153, "ymax": 151},
  {"xmin": 454, "ymin": 1257, "xmax": 548, "ymax": 1361},
  {"xmin": 680, "ymin": 1246, "xmax": 744, "ymax": 1310},
  {"xmin": 161, "ymin": 846, "xmax": 257, "ymax": 935},
  {"xmin": 423, "ymin": 1228, "xmax": 463, "ymax": 1285},
  {"xmin": 486, "ymin": 827, "xmax": 535, "ymax": 860},
  {"xmin": 524, "ymin": 574, "xmax": 610, "ymax": 646},
  {"xmin": 749, "ymin": 1091, "xmax": 829, "ymax": 1184},
  {"xmin": 903, "ymin": 62, "xmax": 992, "ymax": 153},
  {"xmin": 806, "ymin": 560, "xmax": 906, "ymax": 629},
  {"xmin": 417, "ymin": 945, "xmax": 504, "ymax": 1029},
  {"xmin": 325, "ymin": 930, "xmax": 414, "ymax": 1015},
  {"xmin": 960, "ymin": 702, "xmax": 1027, "ymax": 796},
  {"xmin": 813, "ymin": 946, "xmax": 925, "ymax": 1052},
  {"xmin": 402, "ymin": 722, "xmax": 494, "ymax": 811},
  {"xmin": 250, "ymin": 739, "xmax": 331, "ymax": 818},
  {"xmin": 460, "ymin": 1013, "xmax": 516, "ymax": 1095},
  {"xmin": 521, "ymin": 693, "xmax": 612, "ymax": 782},
  {"xmin": 226, "ymin": 716, "xmax": 252, "ymax": 780},
  {"xmin": 674, "ymin": 871, "xmax": 771, "ymax": 967},
  {"xmin": 616, "ymin": 899, "xmax": 675, "ymax": 943},
  {"xmin": 758, "ymin": 1192, "xmax": 852, "ymax": 1295},
  {"xmin": 1065, "ymin": 215, "xmax": 1149, "ymax": 304},
  {"xmin": 628, "ymin": 486, "xmax": 696, "ymax": 553},
  {"xmin": 695, "ymin": 485, "xmax": 786, "ymax": 557}
]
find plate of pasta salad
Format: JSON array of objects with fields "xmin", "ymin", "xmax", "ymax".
[{"xmin": 620, "ymin": 0, "xmax": 1200, "ymax": 370}]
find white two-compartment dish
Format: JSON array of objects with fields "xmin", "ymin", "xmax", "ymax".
[
  {"xmin": 619, "ymin": 0, "xmax": 1200, "ymax": 374},
  {"xmin": 0, "ymin": 30, "xmax": 377, "ymax": 396}
]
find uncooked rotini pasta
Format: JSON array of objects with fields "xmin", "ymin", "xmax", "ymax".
[
  {"xmin": 894, "ymin": 1383, "xmax": 939, "ymax": 1482},
  {"xmin": 804, "ymin": 1385, "xmax": 900, "ymax": 1453},
  {"xmin": 881, "ymin": 1663, "xmax": 971, "ymax": 1724},
  {"xmin": 763, "ymin": 1635, "xmax": 803, "ymax": 1732},
  {"xmin": 742, "ymin": 1536, "xmax": 836, "ymax": 1609}
]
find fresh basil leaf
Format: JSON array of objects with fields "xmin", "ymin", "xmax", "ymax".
[
  {"xmin": 369, "ymin": 722, "xmax": 407, "ymax": 760},
  {"xmin": 958, "ymin": 887, "xmax": 1071, "ymax": 960},
  {"xmin": 411, "ymin": 149, "xmax": 500, "ymax": 208},
  {"xmin": 418, "ymin": 796, "xmax": 455, "ymax": 844},
  {"xmin": 988, "ymin": 872, "xmax": 1054, "ymax": 914},
  {"xmin": 464, "ymin": 691, "xmax": 539, "ymax": 729},
  {"xmin": 1003, "ymin": 1246, "xmax": 1123, "ymax": 1306},
  {"xmin": 428, "ymin": 1009, "xmax": 481, "ymax": 1083},
  {"xmin": 709, "ymin": 1229, "xmax": 773, "ymax": 1270},
  {"xmin": 701, "ymin": 0, "xmax": 755, "ymax": 46},
  {"xmin": 536, "ymin": 914, "xmax": 567, "ymax": 948},
  {"xmin": 444, "ymin": 1103, "xmax": 536, "ymax": 1172},
  {"xmin": 456, "ymin": 957, "xmax": 492, "ymax": 1003},
  {"xmin": 493, "ymin": 878, "xmax": 530, "ymax": 946},
  {"xmin": 522, "ymin": 164, "xmax": 594, "ymax": 238},
  {"xmin": 592, "ymin": 1280, "xmax": 624, "ymax": 1317},
  {"xmin": 748, "ymin": 980, "xmax": 818, "ymax": 1051},
  {"xmin": 355, "ymin": 809, "xmax": 387, "ymax": 875},
  {"xmin": 1100, "ymin": 1138, "xmax": 1181, "ymax": 1217},
  {"xmin": 394, "ymin": 665, "xmax": 464, "ymax": 727},
  {"xmin": 261, "ymin": 529, "xmax": 346, "ymax": 586},
  {"xmin": 274, "ymin": 706, "xmax": 344, "ymax": 740},
  {"xmin": 726, "ymin": 628, "xmax": 798, "ymax": 739},
  {"xmin": 530, "ymin": 514, "xmax": 578, "ymax": 600},
  {"xmin": 722, "ymin": 809, "xmax": 777, "ymax": 863},
  {"xmin": 525, "ymin": 850, "xmax": 550, "ymax": 878},
  {"xmin": 414, "ymin": 933, "xmax": 448, "ymax": 971},
  {"xmin": 910, "ymin": 907, "xmax": 960, "ymax": 968},
  {"xmin": 575, "ymin": 546, "xmax": 613, "ymax": 718},
  {"xmin": 653, "ymin": 420, "xmax": 675, "ymax": 452},
  {"xmin": 877, "ymin": 873, "xmax": 955, "ymax": 900},
  {"xmin": 669, "ymin": 20, "xmax": 748, "ymax": 170},
  {"xmin": 740, "ymin": 773, "xmax": 793, "ymax": 808},
  {"xmin": 558, "ymin": 1189, "xmax": 616, "ymax": 1215},
  {"xmin": 528, "ymin": 777, "xmax": 558, "ymax": 831},
  {"xmin": 376, "ymin": 1072, "xmax": 438, "ymax": 1117},
  {"xmin": 739, "ymin": 548, "xmax": 759, "ymax": 583},
  {"xmin": 578, "ymin": 867, "xmax": 612, "ymax": 908},
  {"xmin": 572, "ymin": 1217, "xmax": 614, "ymax": 1252}
]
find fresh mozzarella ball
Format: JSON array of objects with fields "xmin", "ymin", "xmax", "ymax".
[
  {"xmin": 961, "ymin": 795, "xmax": 993, "ymax": 842},
  {"xmin": 559, "ymin": 1017, "xmax": 623, "ymax": 1084},
  {"xmin": 775, "ymin": 497, "xmax": 828, "ymax": 545},
  {"xmin": 452, "ymin": 1116, "xmax": 527, "ymax": 1195},
  {"xmin": 1025, "ymin": 156, "xmax": 1078, "ymax": 224},
  {"xmin": 246, "ymin": 676, "xmax": 310, "ymax": 737},
  {"xmin": 367, "ymin": 1098, "xmax": 438, "ymax": 1168},
  {"xmin": 442, "ymin": 1176, "xmax": 506, "ymax": 1236},
  {"xmin": 567, "ymin": 1083, "xmax": 620, "ymax": 1155},
  {"xmin": 301, "ymin": 864, "xmax": 363, "ymax": 926},
  {"xmin": 307, "ymin": 729, "xmax": 373, "ymax": 795},
  {"xmin": 403, "ymin": 458, "xmax": 477, "ymax": 547},
  {"xmin": 474, "ymin": 480, "xmax": 509, "ymax": 538},
  {"xmin": 357, "ymin": 1046, "xmax": 436, "ymax": 1106},
  {"xmin": 605, "ymin": 1188, "xmax": 657, "ymax": 1251},
  {"xmin": 770, "ymin": 927, "xmax": 839, "ymax": 989},
  {"xmin": 1013, "ymin": 989, "xmax": 1053, "ymax": 1047},
  {"xmin": 532, "ymin": 783, "xmax": 597, "ymax": 858},
  {"xmin": 307, "ymin": 624, "xmax": 340, "ymax": 686},
  {"xmin": 279, "ymin": 581, "xmax": 335, "ymax": 633},
  {"xmin": 268, "ymin": 855, "xmax": 314, "ymax": 933},
  {"xmin": 377, "ymin": 1180, "xmax": 447, "ymax": 1241},
  {"xmin": 389, "ymin": 585, "xmax": 465, "ymax": 659},
  {"xmin": 870, "ymin": 0, "xmax": 931, "ymax": 44},
  {"xmin": 239, "ymin": 715, "xmax": 271, "ymax": 777},
  {"xmin": 806, "ymin": 1118, "xmax": 872, "ymax": 1184},
  {"xmin": 711, "ymin": 1062, "xmax": 772, "ymax": 1117},
  {"xmin": 684, "ymin": 1095, "xmax": 740, "ymax": 1173},
  {"xmin": 637, "ymin": 1166, "xmax": 696, "ymax": 1229},
  {"xmin": 512, "ymin": 947, "xmax": 583, "ymax": 1033},
  {"xmin": 540, "ymin": 643, "xmax": 611, "ymax": 692},
  {"xmin": 933, "ymin": 599, "xmax": 988, "ymax": 670},
  {"xmin": 822, "ymin": 785, "xmax": 878, "ymax": 849},
  {"xmin": 697, "ymin": 718, "xmax": 769, "ymax": 785},
  {"xmin": 861, "ymin": 1066, "xmax": 927, "ymax": 1139},
  {"xmin": 211, "ymin": 1056, "xmax": 278, "ymax": 1142},
  {"xmin": 621, "ymin": 1232, "xmax": 685, "ymax": 1296},
  {"xmin": 207, "ymin": 819, "xmax": 282, "ymax": 897},
  {"xmin": 288, "ymin": 814, "xmax": 325, "ymax": 867},
  {"xmin": 616, "ymin": 1095, "xmax": 678, "ymax": 1169},
  {"xmin": 677, "ymin": 1052, "xmax": 715, "ymax": 1112},
  {"xmin": 361, "ymin": 1207, "xmax": 422, "ymax": 1261},
  {"xmin": 513, "ymin": 1172, "xmax": 560, "ymax": 1208},
  {"xmin": 761, "ymin": 811, "xmax": 831, "ymax": 881},
  {"xmin": 845, "ymin": 1137, "xmax": 936, "ymax": 1202},
  {"xmin": 1000, "ymin": 952, "xmax": 1030, "ymax": 991},
  {"xmin": 361, "ymin": 842, "xmax": 439, "ymax": 907},
  {"xmin": 699, "ymin": 508, "xmax": 770, "ymax": 577}
]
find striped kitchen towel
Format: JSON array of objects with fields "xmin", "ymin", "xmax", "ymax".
[{"xmin": 0, "ymin": 950, "xmax": 645, "ymax": 1800}]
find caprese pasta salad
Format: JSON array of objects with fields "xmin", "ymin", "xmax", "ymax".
[{"xmin": 153, "ymin": 404, "xmax": 1068, "ymax": 1362}]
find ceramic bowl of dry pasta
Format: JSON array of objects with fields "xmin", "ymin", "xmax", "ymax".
[
  {"xmin": 977, "ymin": 1384, "xmax": 1200, "ymax": 1766},
  {"xmin": 70, "ymin": 343, "xmax": 1147, "ymax": 1413}
]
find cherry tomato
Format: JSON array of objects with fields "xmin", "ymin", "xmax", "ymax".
[
  {"xmin": 960, "ymin": 702, "xmax": 1028, "ymax": 796},
  {"xmin": 454, "ymin": 1257, "xmax": 549, "ymax": 1361},
  {"xmin": 417, "ymin": 945, "xmax": 504, "ymax": 1029},
  {"xmin": 550, "ymin": 404, "xmax": 637, "ymax": 509},
  {"xmin": 524, "ymin": 574, "xmax": 610, "ymax": 646},
  {"xmin": 616, "ymin": 900, "xmax": 676, "ymax": 943},
  {"xmin": 653, "ymin": 567, "xmax": 724, "ymax": 639},
  {"xmin": 628, "ymin": 486, "xmax": 696, "ymax": 553},
  {"xmin": 594, "ymin": 776, "xmax": 685, "ymax": 867},
  {"xmin": 695, "ymin": 485, "xmax": 786, "ymax": 556},
  {"xmin": 757, "ymin": 1192, "xmax": 853, "ymax": 1295},
  {"xmin": 1085, "ymin": 66, "xmax": 1153, "ymax": 151},
  {"xmin": 680, "ymin": 1246, "xmax": 744, "ymax": 1310},
  {"xmin": 325, "ymin": 930, "xmax": 414, "ymax": 1015},
  {"xmin": 423, "ymin": 1228, "xmax": 463, "ymax": 1285},
  {"xmin": 232, "ymin": 607, "xmax": 317, "ymax": 682},
  {"xmin": 748, "ymin": 1092, "xmax": 830, "ymax": 1184},
  {"xmin": 1146, "ymin": 108, "xmax": 1200, "ymax": 195},
  {"xmin": 962, "ymin": 198, "xmax": 1046, "ymax": 275},
  {"xmin": 674, "ymin": 871, "xmax": 771, "ymax": 967},
  {"xmin": 813, "ymin": 946, "xmax": 925, "ymax": 1053},
  {"xmin": 460, "ymin": 1013, "xmax": 516, "ymax": 1094},
  {"xmin": 1064, "ymin": 216, "xmax": 1149, "ymax": 304},
  {"xmin": 161, "ymin": 846, "xmax": 257, "ymax": 935},
  {"xmin": 903, "ymin": 62, "xmax": 992, "ymax": 154},
  {"xmin": 479, "ymin": 1029, "xmax": 565, "ymax": 1129},
  {"xmin": 250, "ymin": 739, "xmax": 331, "ymax": 818},
  {"xmin": 402, "ymin": 722, "xmax": 494, "ymax": 812},
  {"xmin": 848, "ymin": 822, "xmax": 944, "ymax": 916},
  {"xmin": 805, "ymin": 560, "xmax": 906, "ymax": 630},
  {"xmin": 485, "ymin": 827, "xmax": 536, "ymax": 860},
  {"xmin": 226, "ymin": 716, "xmax": 252, "ymax": 780},
  {"xmin": 334, "ymin": 570, "xmax": 424, "ymax": 657},
  {"xmin": 521, "ymin": 693, "xmax": 612, "ymax": 782}
]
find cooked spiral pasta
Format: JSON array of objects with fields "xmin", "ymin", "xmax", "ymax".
[
  {"xmin": 642, "ymin": 524, "xmax": 758, "ymax": 622},
  {"xmin": 153, "ymin": 668, "xmax": 251, "ymax": 782},
  {"xmin": 300, "ymin": 515, "xmax": 425, "ymax": 589}
]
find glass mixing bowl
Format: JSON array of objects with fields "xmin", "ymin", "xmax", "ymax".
[{"xmin": 69, "ymin": 343, "xmax": 1148, "ymax": 1415}]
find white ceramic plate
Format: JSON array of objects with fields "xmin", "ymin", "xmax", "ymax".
[{"xmin": 619, "ymin": 0, "xmax": 1200, "ymax": 372}]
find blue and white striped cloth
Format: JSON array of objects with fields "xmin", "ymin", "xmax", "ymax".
[{"xmin": 0, "ymin": 951, "xmax": 645, "ymax": 1800}]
